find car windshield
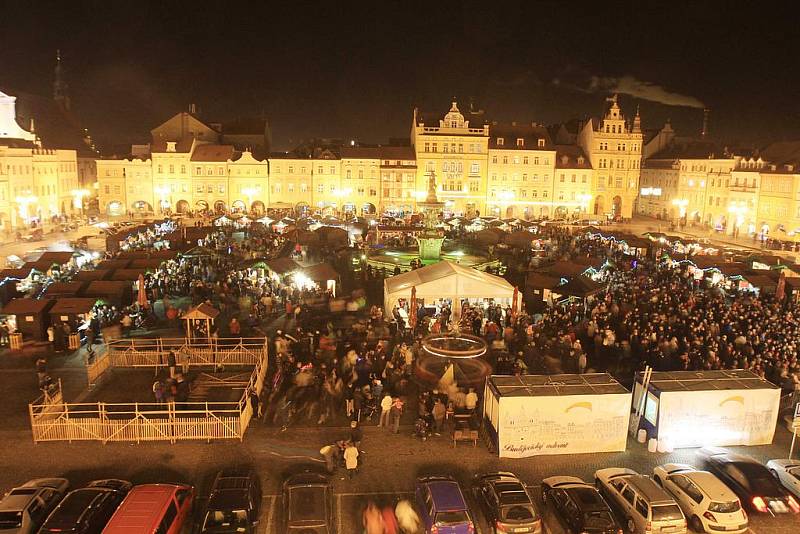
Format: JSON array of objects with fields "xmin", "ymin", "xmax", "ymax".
[
  {"xmin": 435, "ymin": 510, "xmax": 469, "ymax": 525},
  {"xmin": 708, "ymin": 500, "xmax": 740, "ymax": 513},
  {"xmin": 204, "ymin": 510, "xmax": 249, "ymax": 528},
  {"xmin": 651, "ymin": 504, "xmax": 683, "ymax": 521},
  {"xmin": 501, "ymin": 504, "xmax": 536, "ymax": 521},
  {"xmin": 289, "ymin": 487, "xmax": 325, "ymax": 522},
  {"xmin": 584, "ymin": 510, "xmax": 616, "ymax": 529},
  {"xmin": 0, "ymin": 511, "xmax": 23, "ymax": 529}
]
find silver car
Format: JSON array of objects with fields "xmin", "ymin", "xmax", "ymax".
[{"xmin": 0, "ymin": 478, "xmax": 69, "ymax": 534}]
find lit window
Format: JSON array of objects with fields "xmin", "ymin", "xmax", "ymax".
[{"xmin": 497, "ymin": 138, "xmax": 504, "ymax": 146}]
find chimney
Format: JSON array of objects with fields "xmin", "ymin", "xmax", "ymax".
[{"xmin": 701, "ymin": 108, "xmax": 710, "ymax": 139}]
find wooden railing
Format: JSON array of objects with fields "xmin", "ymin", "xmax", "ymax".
[
  {"xmin": 106, "ymin": 337, "xmax": 268, "ymax": 369},
  {"xmin": 32, "ymin": 340, "xmax": 269, "ymax": 444}
]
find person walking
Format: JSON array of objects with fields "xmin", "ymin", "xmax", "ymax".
[
  {"xmin": 432, "ymin": 398, "xmax": 446, "ymax": 434},
  {"xmin": 395, "ymin": 499, "xmax": 421, "ymax": 534},
  {"xmin": 319, "ymin": 444, "xmax": 337, "ymax": 474},
  {"xmin": 350, "ymin": 420, "xmax": 363, "ymax": 450},
  {"xmin": 379, "ymin": 393, "xmax": 392, "ymax": 428},
  {"xmin": 344, "ymin": 441, "xmax": 359, "ymax": 479},
  {"xmin": 390, "ymin": 397, "xmax": 404, "ymax": 434},
  {"xmin": 362, "ymin": 502, "xmax": 384, "ymax": 534}
]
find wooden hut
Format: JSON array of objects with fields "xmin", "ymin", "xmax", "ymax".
[
  {"xmin": 83, "ymin": 281, "xmax": 133, "ymax": 307},
  {"xmin": 0, "ymin": 298, "xmax": 55, "ymax": 340},
  {"xmin": 49, "ymin": 298, "xmax": 98, "ymax": 332}
]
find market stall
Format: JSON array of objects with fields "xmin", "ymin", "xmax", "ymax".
[
  {"xmin": 73, "ymin": 270, "xmax": 112, "ymax": 282},
  {"xmin": 43, "ymin": 281, "xmax": 87, "ymax": 298},
  {"xmin": 49, "ymin": 297, "xmax": 98, "ymax": 333},
  {"xmin": 302, "ymin": 262, "xmax": 340, "ymax": 296},
  {"xmin": 83, "ymin": 281, "xmax": 133, "ymax": 307},
  {"xmin": 0, "ymin": 298, "xmax": 55, "ymax": 341},
  {"xmin": 484, "ymin": 373, "xmax": 631, "ymax": 458},
  {"xmin": 384, "ymin": 261, "xmax": 515, "ymax": 321},
  {"xmin": 97, "ymin": 259, "xmax": 131, "ymax": 270},
  {"xmin": 632, "ymin": 369, "xmax": 781, "ymax": 449}
]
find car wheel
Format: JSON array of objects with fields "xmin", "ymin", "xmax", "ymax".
[
  {"xmin": 690, "ymin": 515, "xmax": 705, "ymax": 533},
  {"xmin": 627, "ymin": 517, "xmax": 636, "ymax": 533}
]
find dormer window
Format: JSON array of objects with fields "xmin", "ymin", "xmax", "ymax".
[
  {"xmin": 497, "ymin": 138, "xmax": 504, "ymax": 146},
  {"xmin": 516, "ymin": 138, "xmax": 524, "ymax": 147},
  {"xmin": 561, "ymin": 155, "xmax": 568, "ymax": 165},
  {"xmin": 577, "ymin": 156, "xmax": 585, "ymax": 165},
  {"xmin": 787, "ymin": 164, "xmax": 794, "ymax": 172},
  {"xmin": 537, "ymin": 139, "xmax": 546, "ymax": 148}
]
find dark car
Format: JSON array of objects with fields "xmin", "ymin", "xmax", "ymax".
[
  {"xmin": 415, "ymin": 476, "xmax": 475, "ymax": 534},
  {"xmin": 472, "ymin": 472, "xmax": 541, "ymax": 534},
  {"xmin": 282, "ymin": 472, "xmax": 335, "ymax": 533},
  {"xmin": 38, "ymin": 479, "xmax": 132, "ymax": 534},
  {"xmin": 200, "ymin": 468, "xmax": 262, "ymax": 533},
  {"xmin": 699, "ymin": 448, "xmax": 800, "ymax": 514},
  {"xmin": 541, "ymin": 476, "xmax": 623, "ymax": 534}
]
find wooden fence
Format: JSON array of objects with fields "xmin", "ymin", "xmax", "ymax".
[
  {"xmin": 32, "ymin": 338, "xmax": 269, "ymax": 444},
  {"xmin": 105, "ymin": 337, "xmax": 268, "ymax": 369}
]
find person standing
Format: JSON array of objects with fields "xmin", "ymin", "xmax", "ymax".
[
  {"xmin": 344, "ymin": 441, "xmax": 359, "ymax": 479},
  {"xmin": 379, "ymin": 393, "xmax": 392, "ymax": 427},
  {"xmin": 350, "ymin": 420, "xmax": 363, "ymax": 450},
  {"xmin": 465, "ymin": 388, "xmax": 478, "ymax": 412},
  {"xmin": 432, "ymin": 398, "xmax": 446, "ymax": 434},
  {"xmin": 319, "ymin": 444, "xmax": 337, "ymax": 474},
  {"xmin": 167, "ymin": 350, "xmax": 177, "ymax": 378},
  {"xmin": 395, "ymin": 499, "xmax": 421, "ymax": 534}
]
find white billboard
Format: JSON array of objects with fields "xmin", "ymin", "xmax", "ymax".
[
  {"xmin": 497, "ymin": 393, "xmax": 631, "ymax": 458},
  {"xmin": 657, "ymin": 388, "xmax": 780, "ymax": 448}
]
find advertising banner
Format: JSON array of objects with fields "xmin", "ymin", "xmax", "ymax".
[
  {"xmin": 657, "ymin": 388, "xmax": 780, "ymax": 448},
  {"xmin": 497, "ymin": 393, "xmax": 631, "ymax": 458}
]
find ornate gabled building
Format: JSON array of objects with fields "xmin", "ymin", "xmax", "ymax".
[{"xmin": 577, "ymin": 95, "xmax": 643, "ymax": 218}]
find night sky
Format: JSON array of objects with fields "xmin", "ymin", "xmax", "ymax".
[{"xmin": 1, "ymin": 1, "xmax": 798, "ymax": 151}]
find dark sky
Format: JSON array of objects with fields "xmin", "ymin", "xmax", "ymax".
[{"xmin": 1, "ymin": 1, "xmax": 798, "ymax": 151}]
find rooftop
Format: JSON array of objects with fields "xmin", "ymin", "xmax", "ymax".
[
  {"xmin": 638, "ymin": 369, "xmax": 780, "ymax": 391},
  {"xmin": 489, "ymin": 373, "xmax": 629, "ymax": 397}
]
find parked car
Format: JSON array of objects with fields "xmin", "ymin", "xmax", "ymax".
[
  {"xmin": 653, "ymin": 464, "xmax": 748, "ymax": 533},
  {"xmin": 594, "ymin": 468, "xmax": 686, "ymax": 534},
  {"xmin": 102, "ymin": 483, "xmax": 193, "ymax": 534},
  {"xmin": 541, "ymin": 476, "xmax": 622, "ymax": 534},
  {"xmin": 766, "ymin": 459, "xmax": 800, "ymax": 499},
  {"xmin": 0, "ymin": 478, "xmax": 68, "ymax": 534},
  {"xmin": 415, "ymin": 475, "xmax": 475, "ymax": 534},
  {"xmin": 472, "ymin": 472, "xmax": 541, "ymax": 534},
  {"xmin": 282, "ymin": 472, "xmax": 335, "ymax": 533},
  {"xmin": 699, "ymin": 448, "xmax": 800, "ymax": 514},
  {"xmin": 200, "ymin": 468, "xmax": 262, "ymax": 533},
  {"xmin": 39, "ymin": 479, "xmax": 132, "ymax": 534}
]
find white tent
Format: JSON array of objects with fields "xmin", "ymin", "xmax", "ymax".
[{"xmin": 383, "ymin": 261, "xmax": 514, "ymax": 319}]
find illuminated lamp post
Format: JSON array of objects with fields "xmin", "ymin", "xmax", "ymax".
[
  {"xmin": 15, "ymin": 194, "xmax": 37, "ymax": 228},
  {"xmin": 71, "ymin": 189, "xmax": 90, "ymax": 218},
  {"xmin": 727, "ymin": 203, "xmax": 747, "ymax": 238},
  {"xmin": 671, "ymin": 199, "xmax": 688, "ymax": 226},
  {"xmin": 579, "ymin": 193, "xmax": 592, "ymax": 214},
  {"xmin": 242, "ymin": 186, "xmax": 258, "ymax": 214}
]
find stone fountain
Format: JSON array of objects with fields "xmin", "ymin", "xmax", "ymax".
[{"xmin": 415, "ymin": 172, "xmax": 446, "ymax": 263}]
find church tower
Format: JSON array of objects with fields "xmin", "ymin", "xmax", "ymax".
[{"xmin": 53, "ymin": 49, "xmax": 70, "ymax": 111}]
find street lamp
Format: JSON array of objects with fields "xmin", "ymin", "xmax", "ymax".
[
  {"xmin": 71, "ymin": 189, "xmax": 90, "ymax": 217},
  {"xmin": 154, "ymin": 186, "xmax": 170, "ymax": 214},
  {"xmin": 579, "ymin": 193, "xmax": 592, "ymax": 213},
  {"xmin": 15, "ymin": 194, "xmax": 37, "ymax": 225},
  {"xmin": 671, "ymin": 198, "xmax": 688, "ymax": 218},
  {"xmin": 242, "ymin": 186, "xmax": 259, "ymax": 213}
]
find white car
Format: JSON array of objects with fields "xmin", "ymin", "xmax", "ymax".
[
  {"xmin": 653, "ymin": 464, "xmax": 748, "ymax": 534},
  {"xmin": 766, "ymin": 459, "xmax": 800, "ymax": 499}
]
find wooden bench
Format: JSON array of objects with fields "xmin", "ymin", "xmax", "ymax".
[{"xmin": 452, "ymin": 428, "xmax": 478, "ymax": 447}]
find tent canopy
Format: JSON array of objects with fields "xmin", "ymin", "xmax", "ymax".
[
  {"xmin": 183, "ymin": 302, "xmax": 220, "ymax": 320},
  {"xmin": 384, "ymin": 261, "xmax": 514, "ymax": 316}
]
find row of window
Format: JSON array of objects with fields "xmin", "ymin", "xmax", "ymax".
[
  {"xmin": 598, "ymin": 158, "xmax": 639, "ymax": 169},
  {"xmin": 491, "ymin": 155, "xmax": 550, "ymax": 166},
  {"xmin": 422, "ymin": 142, "xmax": 484, "ymax": 153},
  {"xmin": 491, "ymin": 173, "xmax": 553, "ymax": 182},
  {"xmin": 599, "ymin": 142, "xmax": 639, "ymax": 152},
  {"xmin": 495, "ymin": 137, "xmax": 547, "ymax": 149}
]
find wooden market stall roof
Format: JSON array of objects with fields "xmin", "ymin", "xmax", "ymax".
[
  {"xmin": 0, "ymin": 297, "xmax": 55, "ymax": 315},
  {"xmin": 127, "ymin": 258, "xmax": 165, "ymax": 270},
  {"xmin": 148, "ymin": 249, "xmax": 179, "ymax": 260},
  {"xmin": 43, "ymin": 281, "xmax": 86, "ymax": 297},
  {"xmin": 183, "ymin": 302, "xmax": 220, "ymax": 320},
  {"xmin": 0, "ymin": 267, "xmax": 33, "ymax": 280},
  {"xmin": 37, "ymin": 251, "xmax": 75, "ymax": 265},
  {"xmin": 73, "ymin": 269, "xmax": 112, "ymax": 282},
  {"xmin": 554, "ymin": 276, "xmax": 604, "ymax": 298},
  {"xmin": 115, "ymin": 251, "xmax": 150, "ymax": 260},
  {"xmin": 535, "ymin": 260, "xmax": 596, "ymax": 278},
  {"xmin": 82, "ymin": 281, "xmax": 132, "ymax": 302},
  {"xmin": 23, "ymin": 260, "xmax": 58, "ymax": 273},
  {"xmin": 50, "ymin": 297, "xmax": 98, "ymax": 315},
  {"xmin": 525, "ymin": 272, "xmax": 561, "ymax": 290},
  {"xmin": 303, "ymin": 262, "xmax": 340, "ymax": 282},
  {"xmin": 108, "ymin": 269, "xmax": 146, "ymax": 281},
  {"xmin": 97, "ymin": 259, "xmax": 131, "ymax": 270},
  {"xmin": 265, "ymin": 257, "xmax": 301, "ymax": 276}
]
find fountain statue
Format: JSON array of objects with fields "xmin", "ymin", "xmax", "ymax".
[{"xmin": 416, "ymin": 172, "xmax": 446, "ymax": 263}]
